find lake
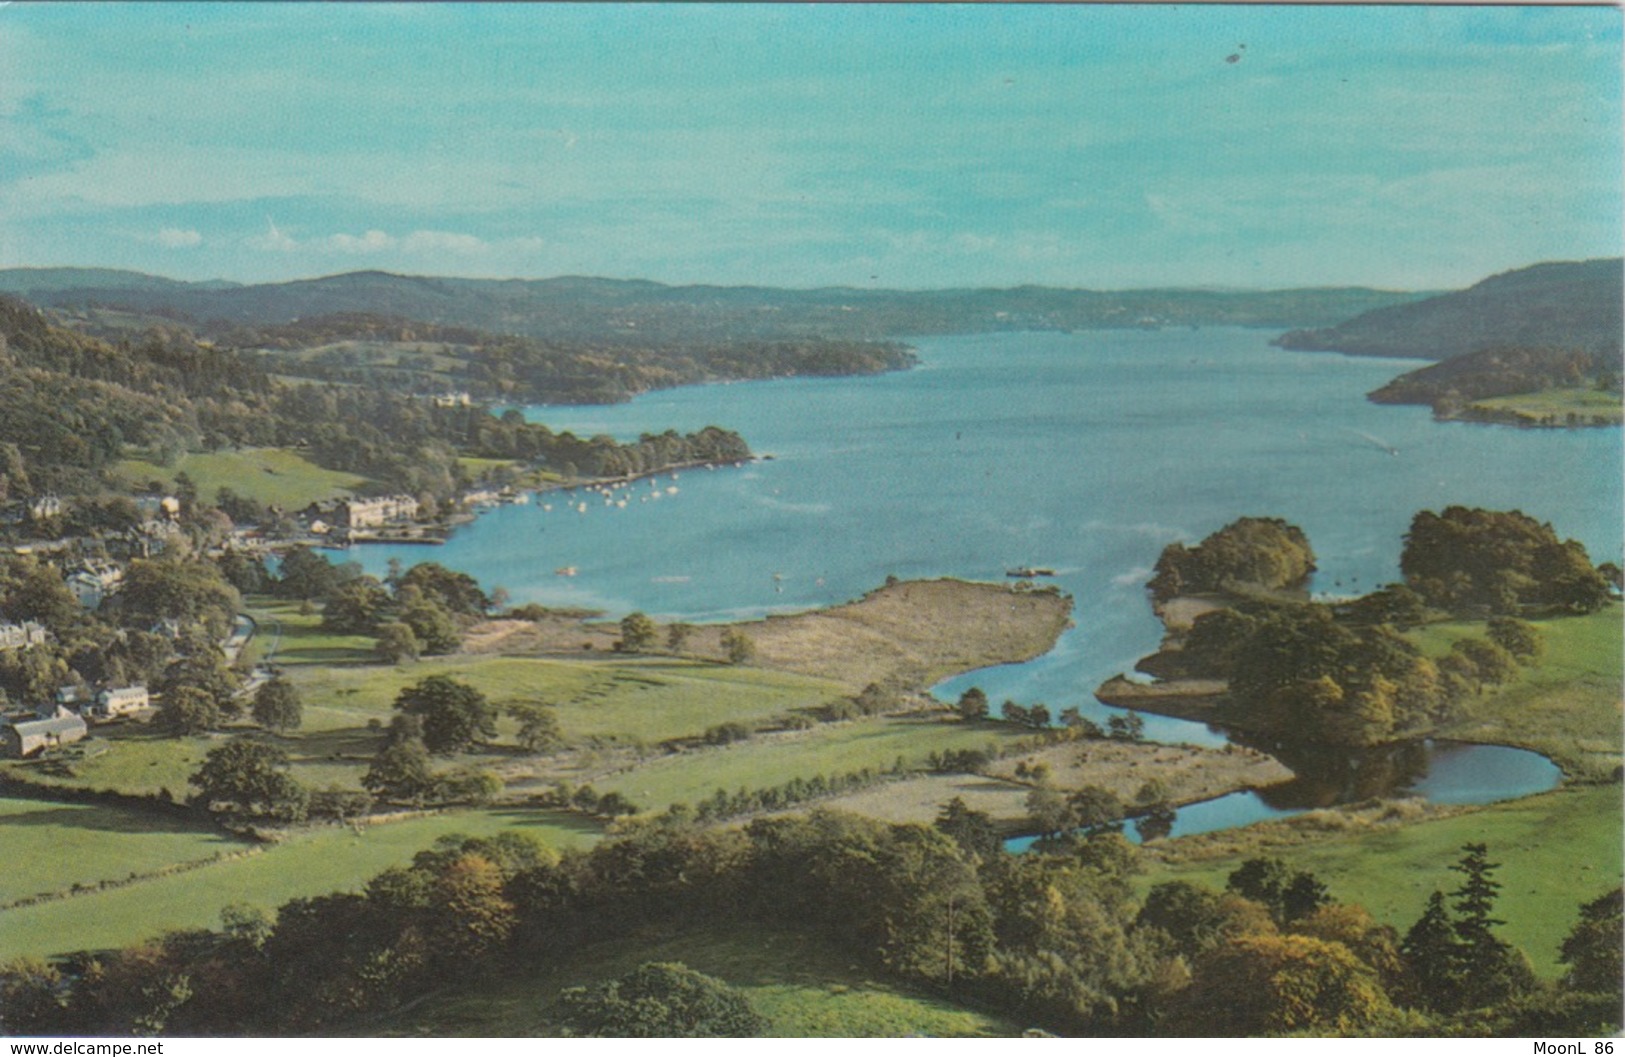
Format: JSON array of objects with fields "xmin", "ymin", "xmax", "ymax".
[{"xmin": 352, "ymin": 328, "xmax": 1618, "ymax": 824}]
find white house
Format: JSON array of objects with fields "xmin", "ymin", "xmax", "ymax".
[
  {"xmin": 95, "ymin": 685, "xmax": 150, "ymax": 718},
  {"xmin": 67, "ymin": 561, "xmax": 125, "ymax": 610},
  {"xmin": 0, "ymin": 621, "xmax": 47, "ymax": 651},
  {"xmin": 340, "ymin": 495, "xmax": 421, "ymax": 529}
]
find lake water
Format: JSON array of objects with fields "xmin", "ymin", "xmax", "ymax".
[{"xmin": 352, "ymin": 329, "xmax": 1618, "ymax": 827}]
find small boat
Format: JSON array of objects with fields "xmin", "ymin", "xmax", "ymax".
[
  {"xmin": 1006, "ymin": 566, "xmax": 1057, "ymax": 578},
  {"xmin": 555, "ymin": 566, "xmax": 577, "ymax": 577}
]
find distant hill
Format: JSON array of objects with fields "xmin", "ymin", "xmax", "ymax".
[
  {"xmin": 1274, "ymin": 259, "xmax": 1624, "ymax": 425},
  {"xmin": 1275, "ymin": 258, "xmax": 1623, "ymax": 361},
  {"xmin": 0, "ymin": 267, "xmax": 241, "ymax": 297},
  {"xmin": 0, "ymin": 267, "xmax": 1426, "ymax": 344}
]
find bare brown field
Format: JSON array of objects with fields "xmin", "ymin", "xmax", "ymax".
[
  {"xmin": 817, "ymin": 738, "xmax": 1293, "ymax": 830},
  {"xmin": 467, "ymin": 579, "xmax": 1073, "ymax": 692}
]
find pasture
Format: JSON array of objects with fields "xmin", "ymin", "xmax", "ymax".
[
  {"xmin": 596, "ymin": 714, "xmax": 1029, "ymax": 812},
  {"xmin": 1142, "ymin": 783, "xmax": 1623, "ymax": 979},
  {"xmin": 116, "ymin": 447, "xmax": 367, "ymax": 508},
  {"xmin": 1415, "ymin": 607, "xmax": 1623, "ymax": 779},
  {"xmin": 0, "ymin": 796, "xmax": 242, "ymax": 907},
  {"xmin": 0, "ymin": 805, "xmax": 598, "ymax": 960}
]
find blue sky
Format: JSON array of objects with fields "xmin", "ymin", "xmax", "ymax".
[{"xmin": 0, "ymin": 3, "xmax": 1619, "ymax": 290}]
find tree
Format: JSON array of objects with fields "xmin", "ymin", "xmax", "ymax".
[
  {"xmin": 557, "ymin": 962, "xmax": 766, "ymax": 1037},
  {"xmin": 1170, "ymin": 933, "xmax": 1391, "ymax": 1035},
  {"xmin": 1402, "ymin": 890, "xmax": 1459, "ymax": 1008},
  {"xmin": 1559, "ymin": 888, "xmax": 1623, "ymax": 994},
  {"xmin": 619, "ymin": 611, "xmax": 657, "ymax": 653},
  {"xmin": 374, "ymin": 622, "xmax": 420, "ymax": 664},
  {"xmin": 275, "ymin": 545, "xmax": 341, "ymax": 601},
  {"xmin": 398, "ymin": 598, "xmax": 460, "ymax": 655},
  {"xmin": 118, "ymin": 558, "xmax": 241, "ymax": 639},
  {"xmin": 666, "ymin": 622, "xmax": 693, "ymax": 653},
  {"xmin": 397, "ymin": 562, "xmax": 488, "ymax": 618},
  {"xmin": 1486, "ymin": 616, "xmax": 1544, "ymax": 662},
  {"xmin": 1067, "ymin": 785, "xmax": 1124, "ymax": 831},
  {"xmin": 320, "ymin": 578, "xmax": 391, "ymax": 635},
  {"xmin": 934, "ymin": 796, "xmax": 1000, "ymax": 861},
  {"xmin": 362, "ymin": 738, "xmax": 435, "ymax": 804},
  {"xmin": 1025, "ymin": 784, "xmax": 1076, "ymax": 838},
  {"xmin": 190, "ymin": 739, "xmax": 308, "ymax": 821},
  {"xmin": 956, "ymin": 686, "xmax": 989, "ymax": 721},
  {"xmin": 1449, "ymin": 843, "xmax": 1535, "ymax": 1009},
  {"xmin": 1450, "ymin": 637, "xmax": 1518, "ymax": 687},
  {"xmin": 1228, "ymin": 857, "xmax": 1329, "ymax": 924},
  {"xmin": 393, "ymin": 675, "xmax": 496, "ymax": 753},
  {"xmin": 1135, "ymin": 881, "xmax": 1231, "ymax": 959},
  {"xmin": 1106, "ymin": 710, "xmax": 1144, "ymax": 741},
  {"xmin": 156, "ymin": 685, "xmax": 220, "ymax": 735},
  {"xmin": 251, "ymin": 676, "xmax": 303, "ymax": 733},
  {"xmin": 1401, "ymin": 507, "xmax": 1609, "ymax": 615},
  {"xmin": 1149, "ymin": 517, "xmax": 1316, "ymax": 602},
  {"xmin": 425, "ymin": 853, "xmax": 515, "ymax": 964},
  {"xmin": 0, "ymin": 957, "xmax": 69, "ymax": 1035},
  {"xmin": 720, "ymin": 628, "xmax": 754, "ymax": 665},
  {"xmin": 509, "ymin": 702, "xmax": 563, "ymax": 754}
]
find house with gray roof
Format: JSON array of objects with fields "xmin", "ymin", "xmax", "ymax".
[{"xmin": 3, "ymin": 711, "xmax": 88, "ymax": 757}]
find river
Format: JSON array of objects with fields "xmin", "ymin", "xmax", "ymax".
[{"xmin": 351, "ymin": 328, "xmax": 1618, "ymax": 835}]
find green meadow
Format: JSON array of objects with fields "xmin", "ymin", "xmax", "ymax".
[
  {"xmin": 0, "ymin": 797, "xmax": 243, "ymax": 907},
  {"xmin": 1411, "ymin": 607, "xmax": 1622, "ymax": 780},
  {"xmin": 598, "ymin": 715, "xmax": 1028, "ymax": 812},
  {"xmin": 116, "ymin": 447, "xmax": 368, "ymax": 508},
  {"xmin": 1467, "ymin": 388, "xmax": 1623, "ymax": 425},
  {"xmin": 1144, "ymin": 784, "xmax": 1622, "ymax": 979},
  {"xmin": 0, "ymin": 806, "xmax": 598, "ymax": 961},
  {"xmin": 283, "ymin": 653, "xmax": 844, "ymax": 746}
]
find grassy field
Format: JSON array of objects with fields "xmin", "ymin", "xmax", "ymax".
[
  {"xmin": 378, "ymin": 923, "xmax": 1020, "ymax": 1037},
  {"xmin": 1410, "ymin": 607, "xmax": 1622, "ymax": 780},
  {"xmin": 116, "ymin": 448, "xmax": 368, "ymax": 508},
  {"xmin": 283, "ymin": 653, "xmax": 844, "ymax": 745},
  {"xmin": 2, "ymin": 729, "xmax": 213, "ymax": 800},
  {"xmin": 250, "ymin": 598, "xmax": 377, "ymax": 667},
  {"xmin": 596, "ymin": 715, "xmax": 1030, "ymax": 812},
  {"xmin": 1142, "ymin": 784, "xmax": 1622, "ymax": 978},
  {"xmin": 1467, "ymin": 388, "xmax": 1623, "ymax": 425},
  {"xmin": 0, "ymin": 806, "xmax": 598, "ymax": 960},
  {"xmin": 0, "ymin": 797, "xmax": 244, "ymax": 907}
]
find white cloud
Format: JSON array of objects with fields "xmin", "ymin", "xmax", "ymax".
[
  {"xmin": 246, "ymin": 218, "xmax": 299, "ymax": 253},
  {"xmin": 156, "ymin": 227, "xmax": 202, "ymax": 248},
  {"xmin": 400, "ymin": 230, "xmax": 487, "ymax": 255},
  {"xmin": 325, "ymin": 229, "xmax": 395, "ymax": 254}
]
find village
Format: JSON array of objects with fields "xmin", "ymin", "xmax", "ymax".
[{"xmin": 0, "ymin": 488, "xmax": 440, "ymax": 759}]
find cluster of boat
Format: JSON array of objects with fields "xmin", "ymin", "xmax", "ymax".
[{"xmin": 538, "ymin": 473, "xmax": 682, "ymax": 516}]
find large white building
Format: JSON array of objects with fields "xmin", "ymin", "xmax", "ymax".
[{"xmin": 340, "ymin": 495, "xmax": 421, "ymax": 529}]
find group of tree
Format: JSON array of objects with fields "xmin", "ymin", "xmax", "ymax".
[
  {"xmin": 1148, "ymin": 507, "xmax": 1607, "ymax": 747},
  {"xmin": 1148, "ymin": 517, "xmax": 1317, "ymax": 604},
  {"xmin": 1399, "ymin": 506, "xmax": 1611, "ymax": 615},
  {"xmin": 8, "ymin": 792, "xmax": 1615, "ymax": 1038},
  {"xmin": 276, "ymin": 548, "xmax": 489, "ymax": 659},
  {"xmin": 0, "ymin": 293, "xmax": 753, "ymax": 518},
  {"xmin": 359, "ymin": 677, "xmax": 504, "ymax": 807}
]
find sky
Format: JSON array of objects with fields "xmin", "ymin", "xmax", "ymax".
[{"xmin": 0, "ymin": 3, "xmax": 1619, "ymax": 291}]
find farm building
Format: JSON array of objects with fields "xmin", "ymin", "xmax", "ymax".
[
  {"xmin": 96, "ymin": 686, "xmax": 150, "ymax": 717},
  {"xmin": 3, "ymin": 711, "xmax": 88, "ymax": 757}
]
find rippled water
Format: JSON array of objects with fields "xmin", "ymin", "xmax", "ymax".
[{"xmin": 351, "ymin": 329, "xmax": 1619, "ymax": 827}]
